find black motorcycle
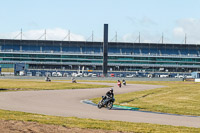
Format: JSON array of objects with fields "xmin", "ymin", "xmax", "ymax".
[
  {"xmin": 97, "ymin": 96, "xmax": 115, "ymax": 110},
  {"xmin": 123, "ymin": 81, "xmax": 126, "ymax": 86},
  {"xmin": 45, "ymin": 77, "xmax": 51, "ymax": 82},
  {"xmin": 122, "ymin": 80, "xmax": 126, "ymax": 86}
]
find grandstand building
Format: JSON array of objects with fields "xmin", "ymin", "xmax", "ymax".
[{"xmin": 0, "ymin": 38, "xmax": 200, "ymax": 76}]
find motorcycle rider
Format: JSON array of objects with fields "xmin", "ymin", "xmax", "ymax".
[
  {"xmin": 71, "ymin": 77, "xmax": 77, "ymax": 83},
  {"xmin": 106, "ymin": 88, "xmax": 114, "ymax": 98},
  {"xmin": 45, "ymin": 76, "xmax": 51, "ymax": 82},
  {"xmin": 103, "ymin": 88, "xmax": 114, "ymax": 104},
  {"xmin": 117, "ymin": 80, "xmax": 121, "ymax": 88},
  {"xmin": 122, "ymin": 79, "xmax": 126, "ymax": 86}
]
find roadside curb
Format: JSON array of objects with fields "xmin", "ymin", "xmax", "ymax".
[{"xmin": 81, "ymin": 99, "xmax": 139, "ymax": 111}]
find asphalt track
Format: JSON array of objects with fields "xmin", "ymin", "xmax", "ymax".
[{"xmin": 0, "ymin": 82, "xmax": 200, "ymax": 128}]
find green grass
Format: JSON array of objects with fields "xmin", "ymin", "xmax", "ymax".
[
  {"xmin": 92, "ymin": 81, "xmax": 200, "ymax": 116},
  {"xmin": 0, "ymin": 109, "xmax": 199, "ymax": 133},
  {"xmin": 0, "ymin": 79, "xmax": 111, "ymax": 91},
  {"xmin": 0, "ymin": 79, "xmax": 200, "ymax": 132}
]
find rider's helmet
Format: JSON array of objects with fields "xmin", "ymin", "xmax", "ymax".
[{"xmin": 110, "ymin": 88, "xmax": 113, "ymax": 93}]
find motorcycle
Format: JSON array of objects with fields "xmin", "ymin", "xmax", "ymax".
[
  {"xmin": 118, "ymin": 82, "xmax": 121, "ymax": 88},
  {"xmin": 72, "ymin": 79, "xmax": 77, "ymax": 83},
  {"xmin": 122, "ymin": 81, "xmax": 126, "ymax": 86},
  {"xmin": 45, "ymin": 77, "xmax": 51, "ymax": 82},
  {"xmin": 97, "ymin": 96, "xmax": 115, "ymax": 110},
  {"xmin": 72, "ymin": 78, "xmax": 77, "ymax": 83}
]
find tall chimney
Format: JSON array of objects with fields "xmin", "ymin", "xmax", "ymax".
[{"xmin": 103, "ymin": 24, "xmax": 108, "ymax": 77}]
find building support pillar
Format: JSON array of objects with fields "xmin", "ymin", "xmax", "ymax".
[{"xmin": 103, "ymin": 24, "xmax": 108, "ymax": 77}]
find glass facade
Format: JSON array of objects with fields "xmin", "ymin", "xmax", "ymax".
[{"xmin": 0, "ymin": 39, "xmax": 200, "ymax": 72}]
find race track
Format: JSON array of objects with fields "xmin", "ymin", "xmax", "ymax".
[{"xmin": 0, "ymin": 82, "xmax": 199, "ymax": 128}]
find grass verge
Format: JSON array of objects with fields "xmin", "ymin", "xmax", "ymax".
[
  {"xmin": 0, "ymin": 79, "xmax": 199, "ymax": 132},
  {"xmin": 0, "ymin": 109, "xmax": 199, "ymax": 133},
  {"xmin": 91, "ymin": 81, "xmax": 200, "ymax": 116},
  {"xmin": 0, "ymin": 79, "xmax": 111, "ymax": 91}
]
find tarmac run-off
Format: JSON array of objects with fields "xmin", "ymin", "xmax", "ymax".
[{"xmin": 0, "ymin": 82, "xmax": 199, "ymax": 128}]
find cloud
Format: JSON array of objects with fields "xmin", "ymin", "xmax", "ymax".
[
  {"xmin": 122, "ymin": 32, "xmax": 171, "ymax": 44},
  {"xmin": 124, "ymin": 17, "xmax": 200, "ymax": 44},
  {"xmin": 173, "ymin": 27, "xmax": 185, "ymax": 38},
  {"xmin": 122, "ymin": 33, "xmax": 137, "ymax": 42},
  {"xmin": 0, "ymin": 28, "xmax": 86, "ymax": 41},
  {"xmin": 173, "ymin": 18, "xmax": 200, "ymax": 44}
]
